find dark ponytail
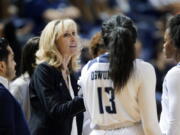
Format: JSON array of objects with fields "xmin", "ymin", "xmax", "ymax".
[{"xmin": 102, "ymin": 14, "xmax": 137, "ymax": 90}]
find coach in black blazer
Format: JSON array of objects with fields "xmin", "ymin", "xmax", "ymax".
[
  {"xmin": 29, "ymin": 63, "xmax": 85, "ymax": 135},
  {"xmin": 29, "ymin": 19, "xmax": 85, "ymax": 135}
]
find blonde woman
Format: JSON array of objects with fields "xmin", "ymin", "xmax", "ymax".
[{"xmin": 29, "ymin": 19, "xmax": 85, "ymax": 135}]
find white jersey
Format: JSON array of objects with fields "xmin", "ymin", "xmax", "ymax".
[
  {"xmin": 160, "ymin": 63, "xmax": 180, "ymax": 135},
  {"xmin": 10, "ymin": 73, "xmax": 31, "ymax": 121},
  {"xmin": 78, "ymin": 53, "xmax": 161, "ymax": 135}
]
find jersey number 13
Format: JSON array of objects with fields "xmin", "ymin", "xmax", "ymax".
[{"xmin": 97, "ymin": 87, "xmax": 117, "ymax": 114}]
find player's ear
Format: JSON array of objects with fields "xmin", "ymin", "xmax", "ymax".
[{"xmin": 0, "ymin": 61, "xmax": 6, "ymax": 73}]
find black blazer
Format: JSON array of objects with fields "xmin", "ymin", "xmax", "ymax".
[
  {"xmin": 29, "ymin": 63, "xmax": 85, "ymax": 135},
  {"xmin": 0, "ymin": 83, "xmax": 30, "ymax": 135}
]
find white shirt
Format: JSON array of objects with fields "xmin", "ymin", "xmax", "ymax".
[
  {"xmin": 10, "ymin": 73, "xmax": 31, "ymax": 121},
  {"xmin": 78, "ymin": 53, "xmax": 161, "ymax": 135},
  {"xmin": 0, "ymin": 76, "xmax": 9, "ymax": 89},
  {"xmin": 68, "ymin": 75, "xmax": 78, "ymax": 135},
  {"xmin": 160, "ymin": 64, "xmax": 180, "ymax": 135}
]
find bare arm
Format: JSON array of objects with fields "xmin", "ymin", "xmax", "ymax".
[{"xmin": 138, "ymin": 62, "xmax": 162, "ymax": 135}]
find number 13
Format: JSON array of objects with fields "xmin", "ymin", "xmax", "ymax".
[{"xmin": 97, "ymin": 87, "xmax": 116, "ymax": 114}]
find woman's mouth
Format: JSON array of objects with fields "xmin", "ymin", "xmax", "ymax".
[{"xmin": 70, "ymin": 43, "xmax": 77, "ymax": 48}]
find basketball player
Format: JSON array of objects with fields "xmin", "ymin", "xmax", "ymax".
[
  {"xmin": 160, "ymin": 14, "xmax": 180, "ymax": 135},
  {"xmin": 78, "ymin": 14, "xmax": 161, "ymax": 135}
]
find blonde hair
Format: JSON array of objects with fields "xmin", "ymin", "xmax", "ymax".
[{"xmin": 36, "ymin": 19, "xmax": 79, "ymax": 72}]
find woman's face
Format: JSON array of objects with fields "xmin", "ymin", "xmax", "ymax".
[
  {"xmin": 163, "ymin": 29, "xmax": 176, "ymax": 59},
  {"xmin": 56, "ymin": 28, "xmax": 78, "ymax": 57}
]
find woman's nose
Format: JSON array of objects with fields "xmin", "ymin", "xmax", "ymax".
[{"xmin": 70, "ymin": 35, "xmax": 76, "ymax": 41}]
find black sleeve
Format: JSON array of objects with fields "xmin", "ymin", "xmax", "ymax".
[
  {"xmin": 31, "ymin": 63, "xmax": 85, "ymax": 119},
  {"xmin": 0, "ymin": 91, "xmax": 14, "ymax": 134}
]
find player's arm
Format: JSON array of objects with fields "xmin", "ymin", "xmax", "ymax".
[
  {"xmin": 138, "ymin": 62, "xmax": 162, "ymax": 135},
  {"xmin": 166, "ymin": 71, "xmax": 180, "ymax": 135},
  {"xmin": 78, "ymin": 62, "xmax": 89, "ymax": 94}
]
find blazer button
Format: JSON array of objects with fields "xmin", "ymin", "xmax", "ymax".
[{"xmin": 59, "ymin": 83, "xmax": 63, "ymax": 86}]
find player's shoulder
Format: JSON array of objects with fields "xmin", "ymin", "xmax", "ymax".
[
  {"xmin": 134, "ymin": 59, "xmax": 155, "ymax": 74},
  {"xmin": 11, "ymin": 74, "xmax": 29, "ymax": 86},
  {"xmin": 135, "ymin": 59, "xmax": 154, "ymax": 68},
  {"xmin": 86, "ymin": 53, "xmax": 109, "ymax": 70},
  {"xmin": 166, "ymin": 64, "xmax": 180, "ymax": 78}
]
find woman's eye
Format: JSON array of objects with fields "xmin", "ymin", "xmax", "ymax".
[
  {"xmin": 72, "ymin": 32, "xmax": 76, "ymax": 36},
  {"xmin": 64, "ymin": 33, "xmax": 70, "ymax": 37},
  {"xmin": 63, "ymin": 32, "xmax": 76, "ymax": 37}
]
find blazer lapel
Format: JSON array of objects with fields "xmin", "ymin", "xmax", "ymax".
[{"xmin": 58, "ymin": 71, "xmax": 72, "ymax": 100}]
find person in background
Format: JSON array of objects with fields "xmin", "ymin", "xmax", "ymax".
[
  {"xmin": 23, "ymin": 0, "xmax": 80, "ymax": 35},
  {"xmin": 1, "ymin": 20, "xmax": 22, "ymax": 77},
  {"xmin": 89, "ymin": 32, "xmax": 107, "ymax": 59},
  {"xmin": 78, "ymin": 14, "xmax": 161, "ymax": 135},
  {"xmin": 0, "ymin": 37, "xmax": 30, "ymax": 135},
  {"xmin": 29, "ymin": 18, "xmax": 85, "ymax": 135},
  {"xmin": 160, "ymin": 14, "xmax": 180, "ymax": 135},
  {"xmin": 76, "ymin": 32, "xmax": 107, "ymax": 79},
  {"xmin": 10, "ymin": 37, "xmax": 39, "ymax": 121}
]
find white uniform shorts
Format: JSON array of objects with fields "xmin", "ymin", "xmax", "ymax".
[{"xmin": 90, "ymin": 123, "xmax": 144, "ymax": 135}]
